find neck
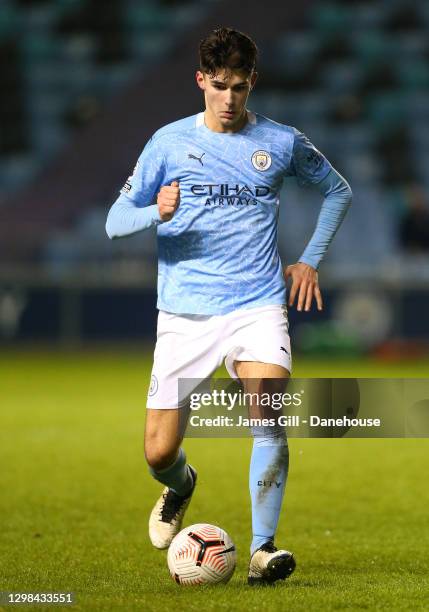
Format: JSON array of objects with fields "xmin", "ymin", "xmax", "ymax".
[{"xmin": 204, "ymin": 109, "xmax": 248, "ymax": 133}]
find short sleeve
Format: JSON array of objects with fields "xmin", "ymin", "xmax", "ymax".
[
  {"xmin": 120, "ymin": 136, "xmax": 167, "ymax": 206},
  {"xmin": 289, "ymin": 129, "xmax": 332, "ymax": 187}
]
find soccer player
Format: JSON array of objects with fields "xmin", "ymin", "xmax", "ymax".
[{"xmin": 106, "ymin": 27, "xmax": 352, "ymax": 585}]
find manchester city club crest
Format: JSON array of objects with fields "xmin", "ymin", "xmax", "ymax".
[
  {"xmin": 251, "ymin": 150, "xmax": 272, "ymax": 171},
  {"xmin": 148, "ymin": 374, "xmax": 158, "ymax": 396}
]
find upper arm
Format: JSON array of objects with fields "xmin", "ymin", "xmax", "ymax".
[
  {"xmin": 119, "ymin": 136, "xmax": 167, "ymax": 208},
  {"xmin": 287, "ymin": 129, "xmax": 333, "ymax": 187}
]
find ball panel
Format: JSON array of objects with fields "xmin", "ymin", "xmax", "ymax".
[{"xmin": 167, "ymin": 523, "xmax": 236, "ymax": 586}]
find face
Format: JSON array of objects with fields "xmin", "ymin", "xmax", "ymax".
[{"xmin": 196, "ymin": 68, "xmax": 257, "ymax": 132}]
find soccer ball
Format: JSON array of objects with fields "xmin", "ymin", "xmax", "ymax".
[{"xmin": 167, "ymin": 523, "xmax": 236, "ymax": 586}]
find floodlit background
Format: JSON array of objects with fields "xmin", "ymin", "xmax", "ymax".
[{"xmin": 1, "ymin": 2, "xmax": 429, "ymax": 610}]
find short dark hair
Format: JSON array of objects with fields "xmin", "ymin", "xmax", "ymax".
[{"xmin": 199, "ymin": 27, "xmax": 258, "ymax": 76}]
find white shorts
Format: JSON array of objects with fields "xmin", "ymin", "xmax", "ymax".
[{"xmin": 146, "ymin": 304, "xmax": 292, "ymax": 409}]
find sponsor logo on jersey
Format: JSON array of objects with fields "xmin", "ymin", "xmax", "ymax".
[
  {"xmin": 251, "ymin": 150, "xmax": 272, "ymax": 171},
  {"xmin": 188, "ymin": 152, "xmax": 205, "ymax": 166},
  {"xmin": 191, "ymin": 184, "xmax": 269, "ymax": 196},
  {"xmin": 190, "ymin": 183, "xmax": 270, "ymax": 207}
]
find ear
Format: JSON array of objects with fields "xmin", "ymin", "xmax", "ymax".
[
  {"xmin": 250, "ymin": 71, "xmax": 258, "ymax": 91},
  {"xmin": 196, "ymin": 70, "xmax": 206, "ymax": 91}
]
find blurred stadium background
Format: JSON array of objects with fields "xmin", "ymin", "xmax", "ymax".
[
  {"xmin": 0, "ymin": 0, "xmax": 428, "ymax": 361},
  {"xmin": 1, "ymin": 3, "xmax": 429, "ymax": 608}
]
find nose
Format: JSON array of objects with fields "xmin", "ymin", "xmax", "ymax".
[{"xmin": 224, "ymin": 88, "xmax": 234, "ymax": 108}]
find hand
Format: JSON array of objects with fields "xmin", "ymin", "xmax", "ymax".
[
  {"xmin": 284, "ymin": 262, "xmax": 323, "ymax": 312},
  {"xmin": 157, "ymin": 181, "xmax": 180, "ymax": 221}
]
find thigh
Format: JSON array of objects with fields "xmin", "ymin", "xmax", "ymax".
[
  {"xmin": 234, "ymin": 361, "xmax": 290, "ymax": 380},
  {"xmin": 225, "ymin": 305, "xmax": 292, "ymax": 380},
  {"xmin": 147, "ymin": 311, "xmax": 223, "ymax": 409}
]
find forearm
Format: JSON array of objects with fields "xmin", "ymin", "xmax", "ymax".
[
  {"xmin": 105, "ymin": 195, "xmax": 162, "ymax": 239},
  {"xmin": 299, "ymin": 168, "xmax": 352, "ymax": 269}
]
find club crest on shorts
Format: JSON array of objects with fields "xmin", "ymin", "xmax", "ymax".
[
  {"xmin": 149, "ymin": 374, "xmax": 158, "ymax": 396},
  {"xmin": 251, "ymin": 150, "xmax": 272, "ymax": 171}
]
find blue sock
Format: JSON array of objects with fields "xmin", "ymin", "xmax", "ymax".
[
  {"xmin": 149, "ymin": 448, "xmax": 193, "ymax": 496},
  {"xmin": 249, "ymin": 427, "xmax": 289, "ymax": 555}
]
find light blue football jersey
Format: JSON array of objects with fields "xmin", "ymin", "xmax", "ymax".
[{"xmin": 117, "ymin": 111, "xmax": 332, "ymax": 315}]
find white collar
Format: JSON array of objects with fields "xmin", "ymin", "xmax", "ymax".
[{"xmin": 195, "ymin": 110, "xmax": 257, "ymax": 127}]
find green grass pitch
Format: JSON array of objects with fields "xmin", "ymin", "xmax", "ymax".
[{"xmin": 1, "ymin": 349, "xmax": 429, "ymax": 611}]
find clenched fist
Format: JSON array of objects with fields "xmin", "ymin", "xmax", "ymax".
[{"xmin": 157, "ymin": 181, "xmax": 180, "ymax": 221}]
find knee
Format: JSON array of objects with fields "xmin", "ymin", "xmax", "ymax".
[{"xmin": 144, "ymin": 440, "xmax": 179, "ymax": 471}]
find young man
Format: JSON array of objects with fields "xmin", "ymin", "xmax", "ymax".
[{"xmin": 106, "ymin": 27, "xmax": 352, "ymax": 585}]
